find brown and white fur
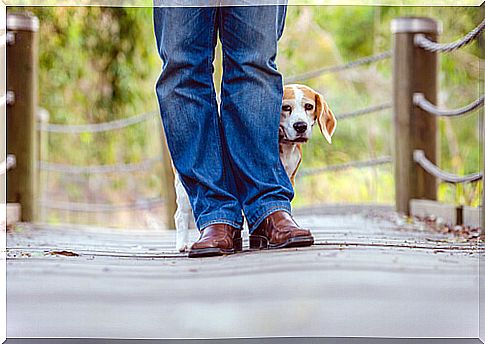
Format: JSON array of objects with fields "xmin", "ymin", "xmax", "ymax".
[{"xmin": 174, "ymin": 84, "xmax": 337, "ymax": 252}]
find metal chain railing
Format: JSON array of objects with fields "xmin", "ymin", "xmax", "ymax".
[
  {"xmin": 300, "ymin": 156, "xmax": 392, "ymax": 177},
  {"xmin": 413, "ymin": 150, "xmax": 483, "ymax": 184},
  {"xmin": 337, "ymin": 102, "xmax": 392, "ymax": 120},
  {"xmin": 413, "ymin": 93, "xmax": 484, "ymax": 117},
  {"xmin": 285, "ymin": 50, "xmax": 392, "ymax": 83},
  {"xmin": 38, "ymin": 110, "xmax": 158, "ymax": 133},
  {"xmin": 39, "ymin": 156, "xmax": 163, "ymax": 174},
  {"xmin": 409, "ymin": 18, "xmax": 485, "ymax": 191},
  {"xmin": 38, "ymin": 196, "xmax": 165, "ymax": 212},
  {"xmin": 36, "ymin": 109, "xmax": 164, "ymax": 213},
  {"xmin": 414, "ymin": 18, "xmax": 485, "ymax": 53}
]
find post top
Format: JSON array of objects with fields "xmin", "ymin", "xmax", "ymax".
[
  {"xmin": 391, "ymin": 17, "xmax": 442, "ymax": 34},
  {"xmin": 7, "ymin": 13, "xmax": 39, "ymax": 32}
]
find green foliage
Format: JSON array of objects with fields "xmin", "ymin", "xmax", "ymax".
[
  {"xmin": 313, "ymin": 7, "xmax": 377, "ymax": 59},
  {"xmin": 20, "ymin": 7, "xmax": 161, "ymax": 164}
]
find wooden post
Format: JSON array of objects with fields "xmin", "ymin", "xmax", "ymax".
[
  {"xmin": 391, "ymin": 17, "xmax": 440, "ymax": 215},
  {"xmin": 1, "ymin": 4, "xmax": 6, "ymax": 227},
  {"xmin": 6, "ymin": 13, "xmax": 39, "ymax": 222}
]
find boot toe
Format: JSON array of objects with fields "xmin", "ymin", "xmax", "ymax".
[
  {"xmin": 187, "ymin": 224, "xmax": 241, "ymax": 258},
  {"xmin": 290, "ymin": 228, "xmax": 312, "ymax": 238}
]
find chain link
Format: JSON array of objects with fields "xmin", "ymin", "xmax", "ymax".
[
  {"xmin": 338, "ymin": 102, "xmax": 392, "ymax": 120},
  {"xmin": 300, "ymin": 156, "xmax": 392, "ymax": 177},
  {"xmin": 413, "ymin": 93, "xmax": 484, "ymax": 117},
  {"xmin": 285, "ymin": 51, "xmax": 392, "ymax": 83},
  {"xmin": 413, "ymin": 150, "xmax": 482, "ymax": 184},
  {"xmin": 6, "ymin": 155, "xmax": 16, "ymax": 171},
  {"xmin": 38, "ymin": 110, "xmax": 159, "ymax": 134},
  {"xmin": 414, "ymin": 18, "xmax": 485, "ymax": 53}
]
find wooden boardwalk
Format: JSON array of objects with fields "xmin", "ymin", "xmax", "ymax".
[{"xmin": 6, "ymin": 206, "xmax": 479, "ymax": 339}]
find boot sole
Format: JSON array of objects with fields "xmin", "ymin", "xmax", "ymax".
[
  {"xmin": 249, "ymin": 235, "xmax": 314, "ymax": 250},
  {"xmin": 188, "ymin": 238, "xmax": 242, "ymax": 258}
]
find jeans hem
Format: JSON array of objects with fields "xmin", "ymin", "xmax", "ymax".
[
  {"xmin": 197, "ymin": 216, "xmax": 244, "ymax": 232},
  {"xmin": 246, "ymin": 201, "xmax": 291, "ymax": 234}
]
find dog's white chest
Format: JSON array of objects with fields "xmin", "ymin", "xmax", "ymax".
[{"xmin": 280, "ymin": 144, "xmax": 301, "ymax": 179}]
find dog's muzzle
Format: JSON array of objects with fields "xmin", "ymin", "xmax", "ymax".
[{"xmin": 279, "ymin": 126, "xmax": 309, "ymax": 144}]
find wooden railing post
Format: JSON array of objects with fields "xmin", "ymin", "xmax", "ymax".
[
  {"xmin": 6, "ymin": 13, "xmax": 39, "ymax": 222},
  {"xmin": 391, "ymin": 17, "xmax": 441, "ymax": 215}
]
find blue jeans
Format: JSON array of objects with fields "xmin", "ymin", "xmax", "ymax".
[{"xmin": 154, "ymin": 6, "xmax": 293, "ymax": 233}]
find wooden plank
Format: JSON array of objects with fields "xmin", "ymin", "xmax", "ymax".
[
  {"xmin": 1, "ymin": 202, "xmax": 21, "ymax": 228},
  {"xmin": 463, "ymin": 206, "xmax": 480, "ymax": 228},
  {"xmin": 9, "ymin": 206, "xmax": 478, "ymax": 258},
  {"xmin": 5, "ymin": 212, "xmax": 478, "ymax": 338},
  {"xmin": 6, "ymin": 255, "xmax": 477, "ymax": 338},
  {"xmin": 410, "ymin": 198, "xmax": 456, "ymax": 225},
  {"xmin": 410, "ymin": 199, "xmax": 481, "ymax": 228}
]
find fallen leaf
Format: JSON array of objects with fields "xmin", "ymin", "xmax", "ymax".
[{"xmin": 48, "ymin": 250, "xmax": 79, "ymax": 257}]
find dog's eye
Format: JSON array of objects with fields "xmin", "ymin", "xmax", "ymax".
[
  {"xmin": 282, "ymin": 105, "xmax": 292, "ymax": 112},
  {"xmin": 305, "ymin": 104, "xmax": 314, "ymax": 111}
]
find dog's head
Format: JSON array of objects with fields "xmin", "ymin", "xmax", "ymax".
[{"xmin": 279, "ymin": 84, "xmax": 337, "ymax": 144}]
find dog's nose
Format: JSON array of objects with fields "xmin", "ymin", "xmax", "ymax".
[{"xmin": 293, "ymin": 122, "xmax": 308, "ymax": 133}]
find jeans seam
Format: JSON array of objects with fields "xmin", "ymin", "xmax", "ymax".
[
  {"xmin": 208, "ymin": 9, "xmax": 229, "ymax": 193},
  {"xmin": 218, "ymin": 12, "xmax": 237, "ymax": 198}
]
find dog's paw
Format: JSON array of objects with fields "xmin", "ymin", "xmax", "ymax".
[{"xmin": 176, "ymin": 242, "xmax": 188, "ymax": 253}]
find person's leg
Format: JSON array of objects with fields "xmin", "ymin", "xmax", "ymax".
[
  {"xmin": 153, "ymin": 7, "xmax": 243, "ymax": 231},
  {"xmin": 218, "ymin": 5, "xmax": 293, "ymax": 233}
]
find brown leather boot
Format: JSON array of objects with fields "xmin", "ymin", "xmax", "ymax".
[
  {"xmin": 250, "ymin": 211, "xmax": 314, "ymax": 250},
  {"xmin": 188, "ymin": 224, "xmax": 242, "ymax": 258}
]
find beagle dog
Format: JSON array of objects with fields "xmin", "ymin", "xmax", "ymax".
[{"xmin": 174, "ymin": 84, "xmax": 337, "ymax": 252}]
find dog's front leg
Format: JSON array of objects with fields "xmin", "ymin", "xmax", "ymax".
[{"xmin": 174, "ymin": 172, "xmax": 192, "ymax": 252}]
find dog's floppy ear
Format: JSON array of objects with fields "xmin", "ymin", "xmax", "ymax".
[{"xmin": 314, "ymin": 91, "xmax": 337, "ymax": 144}]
